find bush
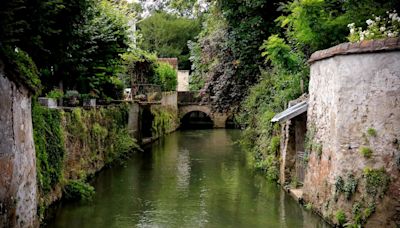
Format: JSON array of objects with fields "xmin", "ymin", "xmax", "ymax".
[
  {"xmin": 335, "ymin": 210, "xmax": 347, "ymax": 225},
  {"xmin": 46, "ymin": 89, "xmax": 64, "ymax": 100},
  {"xmin": 360, "ymin": 146, "xmax": 373, "ymax": 158},
  {"xmin": 63, "ymin": 180, "xmax": 95, "ymax": 201},
  {"xmin": 154, "ymin": 62, "xmax": 178, "ymax": 91}
]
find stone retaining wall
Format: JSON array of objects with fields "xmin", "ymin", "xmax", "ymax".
[
  {"xmin": 0, "ymin": 62, "xmax": 38, "ymax": 227},
  {"xmin": 305, "ymin": 38, "xmax": 400, "ymax": 227}
]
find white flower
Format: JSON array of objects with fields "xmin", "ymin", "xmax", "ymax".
[
  {"xmin": 375, "ymin": 16, "xmax": 381, "ymax": 21},
  {"xmin": 347, "ymin": 23, "xmax": 355, "ymax": 28},
  {"xmin": 388, "ymin": 32, "xmax": 394, "ymax": 37},
  {"xmin": 14, "ymin": 47, "xmax": 19, "ymax": 53},
  {"xmin": 366, "ymin": 19, "xmax": 374, "ymax": 26},
  {"xmin": 380, "ymin": 26, "xmax": 386, "ymax": 31},
  {"xmin": 350, "ymin": 28, "xmax": 355, "ymax": 34}
]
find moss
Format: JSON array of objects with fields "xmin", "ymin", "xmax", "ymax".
[
  {"xmin": 343, "ymin": 174, "xmax": 358, "ymax": 200},
  {"xmin": 63, "ymin": 180, "xmax": 95, "ymax": 201},
  {"xmin": 334, "ymin": 174, "xmax": 358, "ymax": 200},
  {"xmin": 360, "ymin": 146, "xmax": 373, "ymax": 158},
  {"xmin": 32, "ymin": 103, "xmax": 65, "ymax": 194},
  {"xmin": 0, "ymin": 45, "xmax": 41, "ymax": 94},
  {"xmin": 151, "ymin": 106, "xmax": 177, "ymax": 137},
  {"xmin": 314, "ymin": 143, "xmax": 323, "ymax": 159},
  {"xmin": 33, "ymin": 103, "xmax": 140, "ymax": 220},
  {"xmin": 363, "ymin": 167, "xmax": 390, "ymax": 198},
  {"xmin": 366, "ymin": 128, "xmax": 377, "ymax": 137},
  {"xmin": 335, "ymin": 210, "xmax": 347, "ymax": 226}
]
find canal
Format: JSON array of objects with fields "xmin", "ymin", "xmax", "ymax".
[{"xmin": 45, "ymin": 130, "xmax": 329, "ymax": 228}]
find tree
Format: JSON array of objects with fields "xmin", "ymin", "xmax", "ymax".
[{"xmin": 138, "ymin": 12, "xmax": 201, "ymax": 69}]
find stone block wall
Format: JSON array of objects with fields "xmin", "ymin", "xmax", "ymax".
[
  {"xmin": 0, "ymin": 65, "xmax": 37, "ymax": 227},
  {"xmin": 304, "ymin": 39, "xmax": 400, "ymax": 226}
]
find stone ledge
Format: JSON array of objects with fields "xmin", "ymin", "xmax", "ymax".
[{"xmin": 308, "ymin": 38, "xmax": 400, "ymax": 63}]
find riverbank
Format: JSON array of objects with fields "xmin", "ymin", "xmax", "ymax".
[{"xmin": 33, "ymin": 102, "xmax": 178, "ymax": 222}]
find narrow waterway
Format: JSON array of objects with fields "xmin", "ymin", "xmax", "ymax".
[{"xmin": 45, "ymin": 130, "xmax": 329, "ymax": 228}]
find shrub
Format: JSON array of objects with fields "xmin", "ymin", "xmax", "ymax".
[
  {"xmin": 360, "ymin": 146, "xmax": 373, "ymax": 158},
  {"xmin": 46, "ymin": 89, "xmax": 64, "ymax": 100},
  {"xmin": 363, "ymin": 167, "xmax": 390, "ymax": 197},
  {"xmin": 63, "ymin": 180, "xmax": 95, "ymax": 201},
  {"xmin": 367, "ymin": 128, "xmax": 377, "ymax": 137},
  {"xmin": 154, "ymin": 62, "xmax": 178, "ymax": 91},
  {"xmin": 348, "ymin": 10, "xmax": 400, "ymax": 42},
  {"xmin": 335, "ymin": 210, "xmax": 347, "ymax": 225}
]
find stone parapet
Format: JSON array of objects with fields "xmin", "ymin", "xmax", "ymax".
[{"xmin": 308, "ymin": 38, "xmax": 400, "ymax": 63}]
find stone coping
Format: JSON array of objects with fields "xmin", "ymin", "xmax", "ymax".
[{"xmin": 308, "ymin": 37, "xmax": 400, "ymax": 63}]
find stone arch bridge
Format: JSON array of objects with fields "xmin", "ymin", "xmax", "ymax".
[{"xmin": 178, "ymin": 103, "xmax": 230, "ymax": 128}]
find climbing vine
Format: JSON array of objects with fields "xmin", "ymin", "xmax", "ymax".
[{"xmin": 151, "ymin": 106, "xmax": 178, "ymax": 137}]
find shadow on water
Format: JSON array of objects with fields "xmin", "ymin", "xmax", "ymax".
[
  {"xmin": 44, "ymin": 130, "xmax": 330, "ymax": 228},
  {"xmin": 180, "ymin": 111, "xmax": 214, "ymax": 130}
]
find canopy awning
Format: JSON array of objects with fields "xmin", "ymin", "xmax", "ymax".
[{"xmin": 271, "ymin": 100, "xmax": 308, "ymax": 123}]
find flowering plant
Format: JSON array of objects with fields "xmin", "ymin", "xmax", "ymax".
[{"xmin": 347, "ymin": 10, "xmax": 400, "ymax": 42}]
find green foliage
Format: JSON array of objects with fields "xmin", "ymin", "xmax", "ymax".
[
  {"xmin": 32, "ymin": 103, "xmax": 65, "ymax": 194},
  {"xmin": 237, "ymin": 51, "xmax": 306, "ymax": 182},
  {"xmin": 349, "ymin": 201, "xmax": 376, "ymax": 227},
  {"xmin": 64, "ymin": 90, "xmax": 80, "ymax": 99},
  {"xmin": 335, "ymin": 210, "xmax": 347, "ymax": 226},
  {"xmin": 363, "ymin": 167, "xmax": 390, "ymax": 198},
  {"xmin": 305, "ymin": 203, "xmax": 313, "ymax": 210},
  {"xmin": 260, "ymin": 35, "xmax": 304, "ymax": 72},
  {"xmin": 151, "ymin": 107, "xmax": 177, "ymax": 137},
  {"xmin": 277, "ymin": 0, "xmax": 398, "ymax": 55},
  {"xmin": 269, "ymin": 136, "xmax": 281, "ymax": 155},
  {"xmin": 347, "ymin": 10, "xmax": 400, "ymax": 42},
  {"xmin": 1, "ymin": 0, "xmax": 134, "ymax": 99},
  {"xmin": 154, "ymin": 62, "xmax": 178, "ymax": 91},
  {"xmin": 360, "ymin": 146, "xmax": 373, "ymax": 158},
  {"xmin": 343, "ymin": 175, "xmax": 358, "ymax": 200},
  {"xmin": 0, "ymin": 46, "xmax": 41, "ymax": 94},
  {"xmin": 63, "ymin": 180, "xmax": 95, "ymax": 201},
  {"xmin": 366, "ymin": 128, "xmax": 377, "ymax": 137},
  {"xmin": 121, "ymin": 49, "xmax": 157, "ymax": 85},
  {"xmin": 138, "ymin": 12, "xmax": 201, "ymax": 69},
  {"xmin": 46, "ymin": 89, "xmax": 64, "ymax": 100},
  {"xmin": 335, "ymin": 174, "xmax": 358, "ymax": 200}
]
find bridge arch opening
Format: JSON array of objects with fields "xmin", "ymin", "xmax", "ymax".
[
  {"xmin": 225, "ymin": 115, "xmax": 240, "ymax": 129},
  {"xmin": 180, "ymin": 111, "xmax": 213, "ymax": 129}
]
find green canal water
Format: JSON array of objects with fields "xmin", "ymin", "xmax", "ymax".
[{"xmin": 45, "ymin": 130, "xmax": 329, "ymax": 228}]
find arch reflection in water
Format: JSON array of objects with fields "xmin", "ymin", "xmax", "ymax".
[{"xmin": 180, "ymin": 111, "xmax": 214, "ymax": 129}]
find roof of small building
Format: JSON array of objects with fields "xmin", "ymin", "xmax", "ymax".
[{"xmin": 271, "ymin": 100, "xmax": 308, "ymax": 123}]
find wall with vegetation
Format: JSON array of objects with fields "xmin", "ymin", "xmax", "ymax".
[
  {"xmin": 32, "ymin": 103, "xmax": 139, "ymax": 221},
  {"xmin": 305, "ymin": 48, "xmax": 400, "ymax": 227},
  {"xmin": 150, "ymin": 105, "xmax": 179, "ymax": 138},
  {"xmin": 0, "ymin": 65, "xmax": 38, "ymax": 228}
]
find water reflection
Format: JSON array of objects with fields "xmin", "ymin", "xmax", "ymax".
[{"xmin": 45, "ymin": 130, "xmax": 329, "ymax": 228}]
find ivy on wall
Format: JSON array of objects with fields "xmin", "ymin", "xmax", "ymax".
[{"xmin": 32, "ymin": 103, "xmax": 139, "ymax": 220}]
